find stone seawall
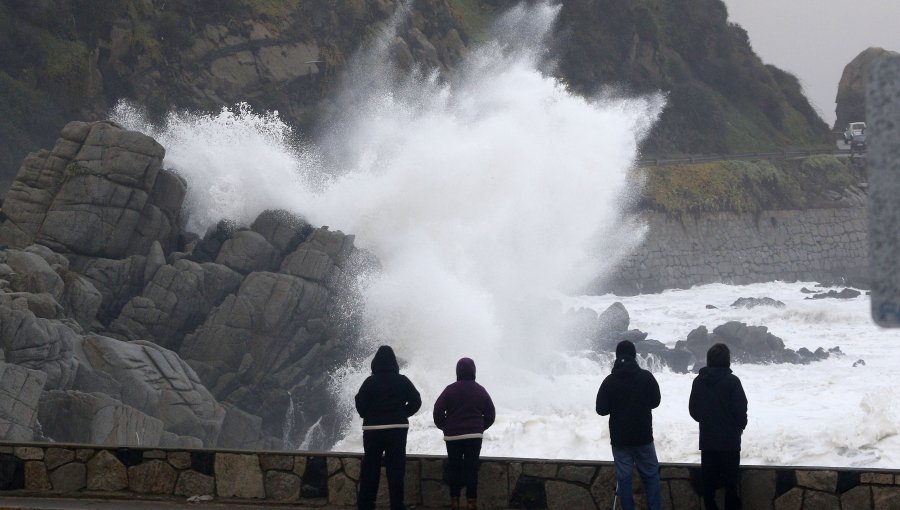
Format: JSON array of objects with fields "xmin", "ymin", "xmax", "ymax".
[
  {"xmin": 1, "ymin": 442, "xmax": 898, "ymax": 509},
  {"xmin": 606, "ymin": 204, "xmax": 869, "ymax": 294}
]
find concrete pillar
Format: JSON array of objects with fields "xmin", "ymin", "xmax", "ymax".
[{"xmin": 866, "ymin": 55, "xmax": 900, "ymax": 327}]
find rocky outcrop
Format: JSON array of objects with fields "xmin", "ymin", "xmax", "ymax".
[
  {"xmin": 677, "ymin": 322, "xmax": 834, "ymax": 366},
  {"xmin": 834, "ymin": 47, "xmax": 900, "ymax": 130},
  {"xmin": 0, "ymin": 121, "xmax": 185, "ymax": 258},
  {"xmin": 580, "ymin": 303, "xmax": 840, "ymax": 372},
  {"xmin": 0, "ymin": 362, "xmax": 46, "ymax": 441},
  {"xmin": 0, "ymin": 122, "xmax": 360, "ymax": 450},
  {"xmin": 180, "ymin": 228, "xmax": 357, "ymax": 444}
]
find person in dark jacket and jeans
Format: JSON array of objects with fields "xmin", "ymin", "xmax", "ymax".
[
  {"xmin": 355, "ymin": 346, "xmax": 422, "ymax": 510},
  {"xmin": 596, "ymin": 340, "xmax": 663, "ymax": 510},
  {"xmin": 689, "ymin": 343, "xmax": 748, "ymax": 510},
  {"xmin": 433, "ymin": 358, "xmax": 496, "ymax": 510}
]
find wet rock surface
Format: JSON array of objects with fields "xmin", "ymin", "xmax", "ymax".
[{"xmin": 0, "ymin": 122, "xmax": 360, "ymax": 450}]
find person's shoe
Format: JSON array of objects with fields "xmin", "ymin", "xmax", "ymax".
[
  {"xmin": 450, "ymin": 496, "xmax": 460, "ymax": 510},
  {"xmin": 466, "ymin": 497, "xmax": 477, "ymax": 509}
]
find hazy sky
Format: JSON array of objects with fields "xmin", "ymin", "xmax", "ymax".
[{"xmin": 722, "ymin": 0, "xmax": 900, "ymax": 127}]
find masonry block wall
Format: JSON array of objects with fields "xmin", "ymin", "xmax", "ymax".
[
  {"xmin": 607, "ymin": 205, "xmax": 869, "ymax": 294},
  {"xmin": 1, "ymin": 443, "xmax": 898, "ymax": 508}
]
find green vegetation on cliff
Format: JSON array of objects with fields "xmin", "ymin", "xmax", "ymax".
[
  {"xmin": 0, "ymin": 0, "xmax": 832, "ymax": 194},
  {"xmin": 641, "ymin": 155, "xmax": 861, "ymax": 219}
]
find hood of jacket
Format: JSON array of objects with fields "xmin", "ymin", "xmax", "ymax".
[
  {"xmin": 371, "ymin": 346, "xmax": 399, "ymax": 373},
  {"xmin": 697, "ymin": 366, "xmax": 732, "ymax": 385},
  {"xmin": 456, "ymin": 357, "xmax": 476, "ymax": 381},
  {"xmin": 611, "ymin": 357, "xmax": 641, "ymax": 377}
]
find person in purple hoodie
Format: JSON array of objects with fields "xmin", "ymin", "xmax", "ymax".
[{"xmin": 433, "ymin": 358, "xmax": 496, "ymax": 510}]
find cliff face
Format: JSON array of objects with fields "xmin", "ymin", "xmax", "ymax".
[
  {"xmin": 0, "ymin": 0, "xmax": 468, "ymax": 192},
  {"xmin": 834, "ymin": 47, "xmax": 900, "ymax": 130},
  {"xmin": 0, "ymin": 0, "xmax": 830, "ymax": 192}
]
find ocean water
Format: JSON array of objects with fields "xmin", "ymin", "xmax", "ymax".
[
  {"xmin": 110, "ymin": 2, "xmax": 900, "ymax": 468},
  {"xmin": 334, "ymin": 281, "xmax": 900, "ymax": 468}
]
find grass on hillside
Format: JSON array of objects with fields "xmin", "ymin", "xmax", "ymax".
[{"xmin": 639, "ymin": 155, "xmax": 860, "ymax": 219}]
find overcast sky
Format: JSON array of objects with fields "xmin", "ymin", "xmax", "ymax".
[{"xmin": 721, "ymin": 0, "xmax": 900, "ymax": 127}]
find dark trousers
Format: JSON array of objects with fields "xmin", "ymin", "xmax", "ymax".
[
  {"xmin": 701, "ymin": 450, "xmax": 742, "ymax": 510},
  {"xmin": 358, "ymin": 428, "xmax": 408, "ymax": 510},
  {"xmin": 446, "ymin": 438, "xmax": 483, "ymax": 498}
]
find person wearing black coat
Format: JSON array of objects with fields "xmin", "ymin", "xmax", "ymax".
[
  {"xmin": 354, "ymin": 346, "xmax": 422, "ymax": 510},
  {"xmin": 689, "ymin": 343, "xmax": 748, "ymax": 510},
  {"xmin": 596, "ymin": 340, "xmax": 663, "ymax": 510}
]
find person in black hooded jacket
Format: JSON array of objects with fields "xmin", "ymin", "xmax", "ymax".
[
  {"xmin": 355, "ymin": 345, "xmax": 422, "ymax": 510},
  {"xmin": 689, "ymin": 343, "xmax": 748, "ymax": 510},
  {"xmin": 596, "ymin": 340, "xmax": 663, "ymax": 510}
]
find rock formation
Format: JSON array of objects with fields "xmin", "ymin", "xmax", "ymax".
[
  {"xmin": 0, "ymin": 121, "xmax": 361, "ymax": 450},
  {"xmin": 579, "ymin": 303, "xmax": 839, "ymax": 373},
  {"xmin": 834, "ymin": 47, "xmax": 900, "ymax": 130}
]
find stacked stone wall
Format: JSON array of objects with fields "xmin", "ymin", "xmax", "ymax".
[
  {"xmin": 1, "ymin": 442, "xmax": 898, "ymax": 508},
  {"xmin": 607, "ymin": 205, "xmax": 869, "ymax": 294}
]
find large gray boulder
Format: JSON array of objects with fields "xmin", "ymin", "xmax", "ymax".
[
  {"xmin": 0, "ymin": 361, "xmax": 47, "ymax": 441},
  {"xmin": 215, "ymin": 230, "xmax": 279, "ymax": 274},
  {"xmin": 70, "ymin": 254, "xmax": 147, "ymax": 324},
  {"xmin": 80, "ymin": 335, "xmax": 225, "ymax": 445},
  {"xmin": 5, "ymin": 249, "xmax": 64, "ymax": 299},
  {"xmin": 59, "ymin": 271, "xmax": 103, "ymax": 330},
  {"xmin": 38, "ymin": 390, "xmax": 164, "ymax": 446},
  {"xmin": 110, "ymin": 259, "xmax": 242, "ymax": 350},
  {"xmin": 179, "ymin": 228, "xmax": 357, "ymax": 443},
  {"xmin": 0, "ymin": 121, "xmax": 185, "ymax": 258},
  {"xmin": 0, "ymin": 294, "xmax": 79, "ymax": 389},
  {"xmin": 251, "ymin": 209, "xmax": 311, "ymax": 254}
]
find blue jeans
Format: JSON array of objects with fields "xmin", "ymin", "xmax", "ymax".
[{"xmin": 612, "ymin": 442, "xmax": 663, "ymax": 510}]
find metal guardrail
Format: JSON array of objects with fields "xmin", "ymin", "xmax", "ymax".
[{"xmin": 637, "ymin": 147, "xmax": 864, "ymax": 167}]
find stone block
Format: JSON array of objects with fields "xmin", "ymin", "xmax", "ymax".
[
  {"xmin": 558, "ymin": 465, "xmax": 595, "ymax": 484},
  {"xmin": 422, "ymin": 458, "xmax": 444, "ymax": 480},
  {"xmin": 421, "ymin": 479, "xmax": 447, "ymax": 508},
  {"xmin": 327, "ymin": 456, "xmax": 341, "ymax": 476},
  {"xmin": 143, "ymin": 450, "xmax": 166, "ymax": 459},
  {"xmin": 86, "ymin": 450, "xmax": 127, "ymax": 491},
  {"xmin": 14, "ymin": 447, "xmax": 44, "ymax": 460},
  {"xmin": 802, "ymin": 490, "xmax": 840, "ymax": 510},
  {"xmin": 265, "ymin": 470, "xmax": 301, "ymax": 501},
  {"xmin": 293, "ymin": 456, "xmax": 307, "ymax": 477},
  {"xmin": 175, "ymin": 470, "xmax": 214, "ymax": 497},
  {"xmin": 742, "ymin": 469, "xmax": 776, "ymax": 509},
  {"xmin": 660, "ymin": 466, "xmax": 690, "ymax": 479},
  {"xmin": 49, "ymin": 462, "xmax": 86, "ymax": 492},
  {"xmin": 590, "ymin": 466, "xmax": 617, "ymax": 508},
  {"xmin": 509, "ymin": 462, "xmax": 522, "ymax": 495},
  {"xmin": 24, "ymin": 461, "xmax": 51, "ymax": 490},
  {"xmin": 842, "ymin": 485, "xmax": 872, "ymax": 509},
  {"xmin": 796, "ymin": 469, "xmax": 837, "ymax": 492},
  {"xmin": 523, "ymin": 461, "xmax": 557, "ymax": 478},
  {"xmin": 75, "ymin": 449, "xmax": 94, "ymax": 462},
  {"xmin": 874, "ymin": 487, "xmax": 900, "ymax": 510},
  {"xmin": 546, "ymin": 480, "xmax": 595, "ymax": 508},
  {"xmin": 668, "ymin": 479, "xmax": 700, "ymax": 510},
  {"xmin": 863, "ymin": 472, "xmax": 895, "ymax": 484},
  {"xmin": 167, "ymin": 451, "xmax": 191, "ymax": 470},
  {"xmin": 215, "ymin": 453, "xmax": 264, "ymax": 499},
  {"xmin": 327, "ymin": 472, "xmax": 356, "ymax": 506},
  {"xmin": 405, "ymin": 460, "xmax": 421, "ymax": 504},
  {"xmin": 775, "ymin": 487, "xmax": 804, "ymax": 510},
  {"xmin": 479, "ymin": 461, "xmax": 508, "ymax": 508},
  {"xmin": 259, "ymin": 454, "xmax": 293, "ymax": 471},
  {"xmin": 128, "ymin": 460, "xmax": 176, "ymax": 494},
  {"xmin": 44, "ymin": 448, "xmax": 75, "ymax": 470},
  {"xmin": 343, "ymin": 457, "xmax": 362, "ymax": 481}
]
